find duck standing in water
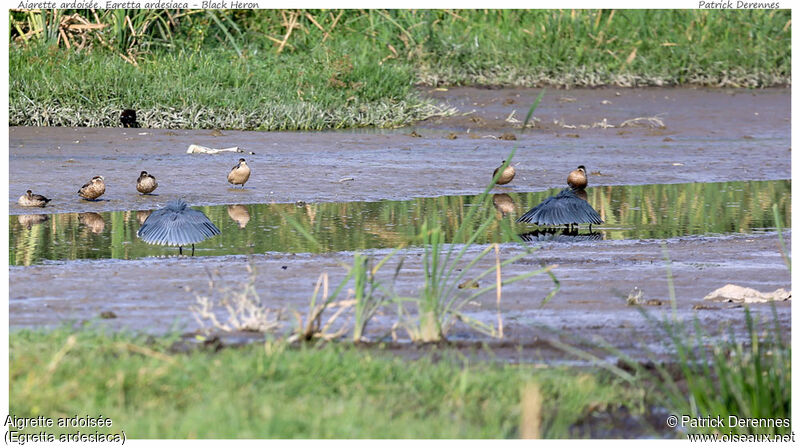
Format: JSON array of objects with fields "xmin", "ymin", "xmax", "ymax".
[
  {"xmin": 136, "ymin": 171, "xmax": 158, "ymax": 194},
  {"xmin": 228, "ymin": 158, "xmax": 251, "ymax": 188},
  {"xmin": 493, "ymin": 160, "xmax": 516, "ymax": 185},
  {"xmin": 517, "ymin": 166, "xmax": 602, "ymax": 230},
  {"xmin": 567, "ymin": 165, "xmax": 588, "ymax": 189},
  {"xmin": 137, "ymin": 199, "xmax": 221, "ymax": 255},
  {"xmin": 78, "ymin": 176, "xmax": 106, "ymax": 201},
  {"xmin": 18, "ymin": 190, "xmax": 51, "ymax": 207}
]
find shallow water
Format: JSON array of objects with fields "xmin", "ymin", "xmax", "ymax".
[{"xmin": 9, "ymin": 179, "xmax": 790, "ymax": 266}]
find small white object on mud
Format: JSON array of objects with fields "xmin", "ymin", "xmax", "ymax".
[
  {"xmin": 703, "ymin": 284, "xmax": 791, "ymax": 303},
  {"xmin": 187, "ymin": 144, "xmax": 243, "ymax": 154}
]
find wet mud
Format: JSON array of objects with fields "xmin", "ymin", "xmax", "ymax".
[
  {"xmin": 9, "ymin": 232, "xmax": 791, "ymax": 362},
  {"xmin": 9, "ymin": 88, "xmax": 790, "ymax": 215},
  {"xmin": 8, "ymin": 87, "xmax": 792, "ymax": 364}
]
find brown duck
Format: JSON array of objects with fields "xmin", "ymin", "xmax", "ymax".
[
  {"xmin": 227, "ymin": 158, "xmax": 251, "ymax": 188},
  {"xmin": 136, "ymin": 171, "xmax": 158, "ymax": 194},
  {"xmin": 493, "ymin": 160, "xmax": 516, "ymax": 185},
  {"xmin": 567, "ymin": 165, "xmax": 588, "ymax": 190},
  {"xmin": 78, "ymin": 176, "xmax": 106, "ymax": 200},
  {"xmin": 18, "ymin": 190, "xmax": 51, "ymax": 207}
]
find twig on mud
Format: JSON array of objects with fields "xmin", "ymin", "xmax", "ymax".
[
  {"xmin": 619, "ymin": 115, "xmax": 666, "ymax": 129},
  {"xmin": 189, "ymin": 264, "xmax": 282, "ymax": 334},
  {"xmin": 288, "ymin": 272, "xmax": 355, "ymax": 342}
]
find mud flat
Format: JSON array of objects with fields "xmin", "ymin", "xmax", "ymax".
[
  {"xmin": 9, "ymin": 231, "xmax": 790, "ymax": 362},
  {"xmin": 8, "ymin": 87, "xmax": 791, "ymax": 362},
  {"xmin": 9, "ymin": 88, "xmax": 790, "ymax": 215}
]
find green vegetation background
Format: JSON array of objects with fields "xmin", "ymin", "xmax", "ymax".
[{"xmin": 10, "ymin": 9, "xmax": 791, "ymax": 130}]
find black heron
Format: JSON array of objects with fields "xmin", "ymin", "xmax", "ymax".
[
  {"xmin": 516, "ymin": 188, "xmax": 603, "ymax": 230},
  {"xmin": 137, "ymin": 199, "xmax": 221, "ymax": 255},
  {"xmin": 120, "ymin": 109, "xmax": 140, "ymax": 128}
]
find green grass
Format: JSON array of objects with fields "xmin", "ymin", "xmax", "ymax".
[
  {"xmin": 559, "ymin": 244, "xmax": 792, "ymax": 437},
  {"xmin": 657, "ymin": 307, "xmax": 790, "ymax": 436},
  {"xmin": 636, "ymin": 219, "xmax": 792, "ymax": 437},
  {"xmin": 9, "ymin": 9, "xmax": 790, "ymax": 130},
  {"xmin": 9, "ymin": 45, "xmax": 451, "ymax": 130},
  {"xmin": 9, "ymin": 327, "xmax": 649, "ymax": 438}
]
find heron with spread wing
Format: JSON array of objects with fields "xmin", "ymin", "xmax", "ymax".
[{"xmin": 137, "ymin": 199, "xmax": 221, "ymax": 255}]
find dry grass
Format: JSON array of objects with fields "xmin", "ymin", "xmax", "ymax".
[
  {"xmin": 189, "ymin": 264, "xmax": 281, "ymax": 333},
  {"xmin": 619, "ymin": 115, "xmax": 666, "ymax": 129},
  {"xmin": 288, "ymin": 272, "xmax": 355, "ymax": 342}
]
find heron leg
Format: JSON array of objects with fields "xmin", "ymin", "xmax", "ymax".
[
  {"xmin": 192, "ymin": 244, "xmax": 195, "ymax": 256},
  {"xmin": 179, "ymin": 246, "xmax": 183, "ymax": 255},
  {"xmin": 589, "ymin": 224, "xmax": 592, "ymax": 232}
]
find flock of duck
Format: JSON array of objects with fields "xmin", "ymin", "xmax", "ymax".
[
  {"xmin": 16, "ymin": 109, "xmax": 602, "ymax": 254},
  {"xmin": 18, "ymin": 159, "xmax": 251, "ymax": 206}
]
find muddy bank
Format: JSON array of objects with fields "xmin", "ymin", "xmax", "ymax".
[
  {"xmin": 422, "ymin": 86, "xmax": 790, "ymax": 136},
  {"xmin": 9, "ymin": 88, "xmax": 790, "ymax": 215},
  {"xmin": 10, "ymin": 232, "xmax": 791, "ymax": 362}
]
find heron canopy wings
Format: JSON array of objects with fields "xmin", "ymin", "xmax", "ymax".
[{"xmin": 137, "ymin": 200, "xmax": 221, "ymax": 246}]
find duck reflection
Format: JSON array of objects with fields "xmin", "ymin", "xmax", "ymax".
[
  {"xmin": 227, "ymin": 205, "xmax": 250, "ymax": 229},
  {"xmin": 492, "ymin": 193, "xmax": 515, "ymax": 217},
  {"xmin": 18, "ymin": 214, "xmax": 49, "ymax": 230},
  {"xmin": 79, "ymin": 212, "xmax": 106, "ymax": 234},
  {"xmin": 137, "ymin": 210, "xmax": 152, "ymax": 225}
]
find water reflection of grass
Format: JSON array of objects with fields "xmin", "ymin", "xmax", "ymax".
[{"xmin": 8, "ymin": 180, "xmax": 791, "ymax": 265}]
